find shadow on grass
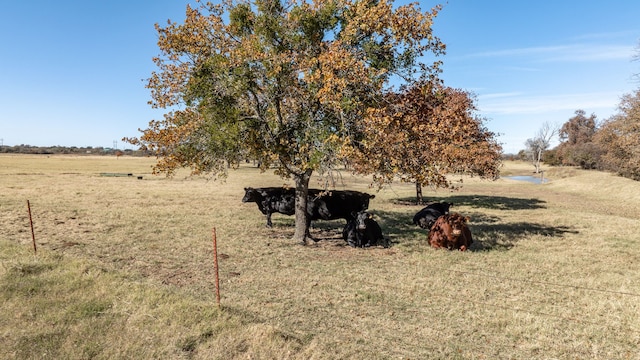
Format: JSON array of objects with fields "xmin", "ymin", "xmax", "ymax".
[
  {"xmin": 468, "ymin": 219, "xmax": 579, "ymax": 251},
  {"xmin": 361, "ymin": 209, "xmax": 579, "ymax": 252},
  {"xmin": 393, "ymin": 194, "xmax": 547, "ymax": 211},
  {"xmin": 268, "ymin": 193, "xmax": 575, "ymax": 251}
]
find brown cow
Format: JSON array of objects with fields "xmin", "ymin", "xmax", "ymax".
[{"xmin": 427, "ymin": 213, "xmax": 473, "ymax": 251}]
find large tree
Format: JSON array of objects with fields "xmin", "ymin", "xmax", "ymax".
[
  {"xmin": 126, "ymin": 0, "xmax": 446, "ymax": 243},
  {"xmin": 345, "ymin": 79, "xmax": 502, "ymax": 203}
]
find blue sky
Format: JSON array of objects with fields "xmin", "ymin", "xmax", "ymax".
[{"xmin": 1, "ymin": 1, "xmax": 639, "ymax": 154}]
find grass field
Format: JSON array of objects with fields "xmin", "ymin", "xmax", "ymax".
[{"xmin": 1, "ymin": 154, "xmax": 639, "ymax": 359}]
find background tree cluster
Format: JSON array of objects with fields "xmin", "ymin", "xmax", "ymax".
[
  {"xmin": 547, "ymin": 110, "xmax": 599, "ymax": 170},
  {"xmin": 543, "ymin": 89, "xmax": 640, "ymax": 181},
  {"xmin": 596, "ymin": 90, "xmax": 640, "ymax": 180}
]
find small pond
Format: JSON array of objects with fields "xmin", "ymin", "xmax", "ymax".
[{"xmin": 504, "ymin": 175, "xmax": 549, "ymax": 184}]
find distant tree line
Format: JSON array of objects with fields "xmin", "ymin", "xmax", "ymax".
[
  {"xmin": 0, "ymin": 145, "xmax": 150, "ymax": 156},
  {"xmin": 532, "ymin": 88, "xmax": 640, "ymax": 181}
]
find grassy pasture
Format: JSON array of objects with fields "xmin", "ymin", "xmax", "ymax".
[{"xmin": 1, "ymin": 154, "xmax": 639, "ymax": 359}]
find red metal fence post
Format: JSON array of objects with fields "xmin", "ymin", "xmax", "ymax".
[
  {"xmin": 212, "ymin": 227, "xmax": 221, "ymax": 309},
  {"xmin": 27, "ymin": 200, "xmax": 37, "ymax": 255}
]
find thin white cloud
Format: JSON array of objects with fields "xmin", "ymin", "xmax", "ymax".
[
  {"xmin": 468, "ymin": 45, "xmax": 569, "ymax": 58},
  {"xmin": 480, "ymin": 92, "xmax": 523, "ymax": 99},
  {"xmin": 569, "ymin": 30, "xmax": 640, "ymax": 41},
  {"xmin": 465, "ymin": 44, "xmax": 634, "ymax": 63},
  {"xmin": 504, "ymin": 66, "xmax": 543, "ymax": 72},
  {"xmin": 478, "ymin": 91, "xmax": 621, "ymax": 115},
  {"xmin": 545, "ymin": 45, "xmax": 634, "ymax": 62}
]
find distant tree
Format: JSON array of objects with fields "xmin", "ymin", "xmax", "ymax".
[
  {"xmin": 555, "ymin": 110, "xmax": 601, "ymax": 169},
  {"xmin": 595, "ymin": 89, "xmax": 640, "ymax": 180},
  {"xmin": 524, "ymin": 121, "xmax": 557, "ymax": 173},
  {"xmin": 125, "ymin": 0, "xmax": 446, "ymax": 243},
  {"xmin": 346, "ymin": 80, "xmax": 502, "ymax": 203},
  {"xmin": 516, "ymin": 149, "xmax": 528, "ymax": 161},
  {"xmin": 559, "ymin": 110, "xmax": 597, "ymax": 145}
]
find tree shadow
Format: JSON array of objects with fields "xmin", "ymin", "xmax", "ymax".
[
  {"xmin": 393, "ymin": 194, "xmax": 547, "ymax": 211},
  {"xmin": 364, "ymin": 209, "xmax": 579, "ymax": 252},
  {"xmin": 467, "ymin": 216, "xmax": 579, "ymax": 251},
  {"xmin": 267, "ymin": 194, "xmax": 574, "ymax": 251},
  {"xmin": 267, "ymin": 218, "xmax": 349, "ymax": 244}
]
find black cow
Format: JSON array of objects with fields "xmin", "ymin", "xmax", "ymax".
[
  {"xmin": 242, "ymin": 187, "xmax": 296, "ymax": 227},
  {"xmin": 242, "ymin": 187, "xmax": 374, "ymax": 228},
  {"xmin": 342, "ymin": 210, "xmax": 388, "ymax": 248},
  {"xmin": 307, "ymin": 190, "xmax": 375, "ymax": 222},
  {"xmin": 413, "ymin": 202, "xmax": 453, "ymax": 230}
]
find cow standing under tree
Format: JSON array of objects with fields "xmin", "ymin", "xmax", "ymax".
[
  {"xmin": 242, "ymin": 187, "xmax": 297, "ymax": 227},
  {"xmin": 242, "ymin": 187, "xmax": 374, "ymax": 237},
  {"xmin": 306, "ymin": 189, "xmax": 375, "ymax": 223}
]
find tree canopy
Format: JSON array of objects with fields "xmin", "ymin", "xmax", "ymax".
[
  {"xmin": 559, "ymin": 110, "xmax": 597, "ymax": 145},
  {"xmin": 127, "ymin": 0, "xmax": 445, "ymax": 179},
  {"xmin": 345, "ymin": 80, "xmax": 502, "ymax": 201},
  {"xmin": 126, "ymin": 0, "xmax": 502, "ymax": 242}
]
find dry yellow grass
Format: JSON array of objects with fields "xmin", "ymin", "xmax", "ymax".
[{"xmin": 1, "ymin": 154, "xmax": 639, "ymax": 359}]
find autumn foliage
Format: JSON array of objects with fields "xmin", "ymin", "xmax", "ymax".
[
  {"xmin": 595, "ymin": 90, "xmax": 640, "ymax": 180},
  {"xmin": 346, "ymin": 80, "xmax": 502, "ymax": 192},
  {"xmin": 126, "ymin": 0, "xmax": 446, "ymax": 181},
  {"xmin": 125, "ymin": 0, "xmax": 503, "ymax": 241},
  {"xmin": 554, "ymin": 110, "xmax": 600, "ymax": 169}
]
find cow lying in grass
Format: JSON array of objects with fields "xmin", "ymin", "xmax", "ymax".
[
  {"xmin": 427, "ymin": 213, "xmax": 473, "ymax": 251},
  {"xmin": 413, "ymin": 202, "xmax": 453, "ymax": 230},
  {"xmin": 342, "ymin": 210, "xmax": 389, "ymax": 248}
]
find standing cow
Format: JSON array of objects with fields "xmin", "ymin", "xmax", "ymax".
[
  {"xmin": 242, "ymin": 187, "xmax": 296, "ymax": 227},
  {"xmin": 243, "ymin": 187, "xmax": 374, "ymax": 229},
  {"xmin": 413, "ymin": 202, "xmax": 453, "ymax": 230},
  {"xmin": 342, "ymin": 210, "xmax": 389, "ymax": 248},
  {"xmin": 308, "ymin": 190, "xmax": 375, "ymax": 223},
  {"xmin": 427, "ymin": 213, "xmax": 473, "ymax": 251}
]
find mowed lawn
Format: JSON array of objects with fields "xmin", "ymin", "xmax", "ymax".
[{"xmin": 1, "ymin": 154, "xmax": 639, "ymax": 359}]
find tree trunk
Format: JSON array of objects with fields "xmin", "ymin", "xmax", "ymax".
[
  {"xmin": 293, "ymin": 169, "xmax": 313, "ymax": 245},
  {"xmin": 535, "ymin": 149, "xmax": 543, "ymax": 173},
  {"xmin": 415, "ymin": 182, "xmax": 423, "ymax": 205}
]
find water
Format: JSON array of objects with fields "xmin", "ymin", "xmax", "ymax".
[{"xmin": 504, "ymin": 175, "xmax": 549, "ymax": 184}]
